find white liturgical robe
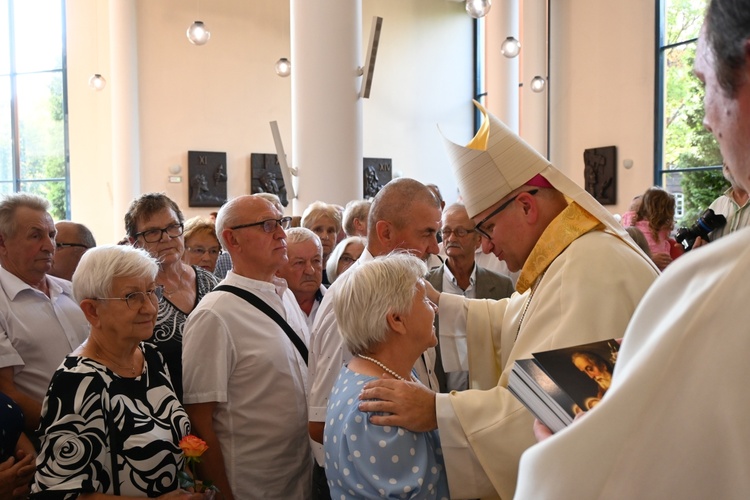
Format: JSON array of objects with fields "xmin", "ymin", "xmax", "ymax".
[{"xmin": 515, "ymin": 227, "xmax": 750, "ymax": 499}]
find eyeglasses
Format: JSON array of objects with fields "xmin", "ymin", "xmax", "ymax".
[
  {"xmin": 134, "ymin": 223, "xmax": 184, "ymax": 243},
  {"xmin": 56, "ymin": 242, "xmax": 91, "ymax": 250},
  {"xmin": 93, "ymin": 286, "xmax": 163, "ymax": 310},
  {"xmin": 186, "ymin": 246, "xmax": 223, "ymax": 257},
  {"xmin": 474, "ymin": 189, "xmax": 538, "ymax": 239},
  {"xmin": 440, "ymin": 228, "xmax": 475, "ymax": 239},
  {"xmin": 230, "ymin": 217, "xmax": 292, "ymax": 233}
]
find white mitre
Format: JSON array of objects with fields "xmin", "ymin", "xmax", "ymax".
[{"xmin": 439, "ymin": 100, "xmax": 656, "ymax": 266}]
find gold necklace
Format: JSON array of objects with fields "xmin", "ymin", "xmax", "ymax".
[
  {"xmin": 358, "ymin": 355, "xmax": 411, "ymax": 381},
  {"xmin": 95, "ymin": 346, "xmax": 138, "ymax": 376},
  {"xmin": 162, "ymin": 264, "xmax": 188, "ymax": 297},
  {"xmin": 515, "ymin": 271, "xmax": 546, "ymax": 342}
]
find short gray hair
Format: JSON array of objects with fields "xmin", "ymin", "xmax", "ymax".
[
  {"xmin": 301, "ymin": 201, "xmax": 342, "ymax": 233},
  {"xmin": 326, "ymin": 236, "xmax": 366, "ymax": 283},
  {"xmin": 333, "ymin": 252, "xmax": 427, "ymax": 355},
  {"xmin": 342, "ymin": 200, "xmax": 371, "ymax": 236},
  {"xmin": 286, "ymin": 227, "xmax": 322, "ymax": 252},
  {"xmin": 0, "ymin": 193, "xmax": 50, "ymax": 238},
  {"xmin": 72, "ymin": 244, "xmax": 159, "ymax": 303}
]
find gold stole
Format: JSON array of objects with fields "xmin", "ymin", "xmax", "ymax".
[{"xmin": 515, "ymin": 202, "xmax": 603, "ymax": 293}]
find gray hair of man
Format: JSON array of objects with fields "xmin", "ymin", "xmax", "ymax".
[
  {"xmin": 0, "ymin": 193, "xmax": 50, "ymax": 238},
  {"xmin": 56, "ymin": 221, "xmax": 97, "ymax": 248},
  {"xmin": 72, "ymin": 244, "xmax": 159, "ymax": 303},
  {"xmin": 326, "ymin": 235, "xmax": 367, "ymax": 283},
  {"xmin": 333, "ymin": 252, "xmax": 428, "ymax": 356},
  {"xmin": 342, "ymin": 199, "xmax": 371, "ymax": 236},
  {"xmin": 255, "ymin": 192, "xmax": 284, "ymax": 213},
  {"xmin": 286, "ymin": 227, "xmax": 323, "ymax": 254},
  {"xmin": 367, "ymin": 178, "xmax": 441, "ymax": 236}
]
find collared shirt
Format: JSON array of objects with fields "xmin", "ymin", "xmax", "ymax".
[
  {"xmin": 442, "ymin": 261, "xmax": 478, "ymax": 298},
  {"xmin": 182, "ymin": 271, "xmax": 311, "ymax": 499},
  {"xmin": 304, "ymin": 285, "xmax": 326, "ymax": 332},
  {"xmin": 0, "ymin": 267, "xmax": 89, "ymax": 403},
  {"xmin": 709, "ymin": 187, "xmax": 750, "ymax": 240}
]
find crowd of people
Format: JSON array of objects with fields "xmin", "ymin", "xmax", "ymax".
[{"xmin": 1, "ymin": 0, "xmax": 750, "ymax": 497}]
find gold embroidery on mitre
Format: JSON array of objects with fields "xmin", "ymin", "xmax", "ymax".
[{"xmin": 515, "ymin": 202, "xmax": 603, "ymax": 293}]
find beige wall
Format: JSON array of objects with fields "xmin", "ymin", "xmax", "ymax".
[
  {"xmin": 549, "ymin": 0, "xmax": 656, "ymax": 215},
  {"xmin": 66, "ymin": 0, "xmax": 655, "ymax": 244}
]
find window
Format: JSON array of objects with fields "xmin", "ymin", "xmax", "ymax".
[
  {"xmin": 0, "ymin": 0, "xmax": 68, "ymax": 220},
  {"xmin": 656, "ymin": 0, "xmax": 726, "ymax": 226}
]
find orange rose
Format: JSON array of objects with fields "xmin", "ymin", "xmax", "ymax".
[{"xmin": 179, "ymin": 435, "xmax": 209, "ymax": 458}]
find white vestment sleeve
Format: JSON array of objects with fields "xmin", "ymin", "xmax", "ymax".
[
  {"xmin": 437, "ymin": 292, "xmax": 470, "ymax": 373},
  {"xmin": 436, "ymin": 393, "xmax": 497, "ymax": 499}
]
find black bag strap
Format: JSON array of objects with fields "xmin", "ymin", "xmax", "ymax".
[{"xmin": 214, "ymin": 284, "xmax": 308, "ymax": 365}]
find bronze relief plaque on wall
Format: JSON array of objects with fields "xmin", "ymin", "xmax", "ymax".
[
  {"xmin": 187, "ymin": 151, "xmax": 228, "ymax": 207},
  {"xmin": 363, "ymin": 157, "xmax": 392, "ymax": 199},
  {"xmin": 583, "ymin": 146, "xmax": 617, "ymax": 205},
  {"xmin": 250, "ymin": 153, "xmax": 289, "ymax": 207}
]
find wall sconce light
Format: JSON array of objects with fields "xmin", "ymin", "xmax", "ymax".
[
  {"xmin": 275, "ymin": 58, "xmax": 291, "ymax": 77},
  {"xmin": 187, "ymin": 21, "xmax": 211, "ymax": 45},
  {"xmin": 501, "ymin": 37, "xmax": 521, "ymax": 58},
  {"xmin": 466, "ymin": 0, "xmax": 491, "ymax": 19},
  {"xmin": 530, "ymin": 76, "xmax": 546, "ymax": 93},
  {"xmin": 88, "ymin": 74, "xmax": 107, "ymax": 91}
]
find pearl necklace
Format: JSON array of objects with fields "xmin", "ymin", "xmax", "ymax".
[{"xmin": 358, "ymin": 355, "xmax": 408, "ymax": 381}]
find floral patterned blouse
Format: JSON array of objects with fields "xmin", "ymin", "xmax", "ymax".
[{"xmin": 31, "ymin": 344, "xmax": 190, "ymax": 498}]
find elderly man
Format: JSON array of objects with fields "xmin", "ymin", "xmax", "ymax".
[
  {"xmin": 358, "ymin": 103, "xmax": 659, "ymax": 499},
  {"xmin": 0, "ymin": 194, "xmax": 89, "ymax": 435},
  {"xmin": 515, "ymin": 2, "xmax": 750, "ymax": 496},
  {"xmin": 276, "ymin": 227, "xmax": 326, "ymax": 330},
  {"xmin": 49, "ymin": 221, "xmax": 96, "ymax": 281},
  {"xmin": 182, "ymin": 195, "xmax": 311, "ymax": 499},
  {"xmin": 307, "ymin": 178, "xmax": 441, "ymax": 487},
  {"xmin": 427, "ymin": 202, "xmax": 514, "ymax": 392},
  {"xmin": 693, "ymin": 163, "xmax": 750, "ymax": 249}
]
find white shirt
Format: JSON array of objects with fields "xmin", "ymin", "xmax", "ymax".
[
  {"xmin": 708, "ymin": 187, "xmax": 750, "ymax": 240},
  {"xmin": 182, "ymin": 271, "xmax": 311, "ymax": 499},
  {"xmin": 0, "ymin": 267, "xmax": 89, "ymax": 403},
  {"xmin": 304, "ymin": 285, "xmax": 326, "ymax": 332},
  {"xmin": 441, "ymin": 261, "xmax": 478, "ymax": 298}
]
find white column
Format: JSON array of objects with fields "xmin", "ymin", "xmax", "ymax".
[
  {"xmin": 485, "ymin": 0, "xmax": 520, "ymax": 132},
  {"xmin": 290, "ymin": 0, "xmax": 363, "ymax": 214},
  {"xmin": 520, "ymin": 0, "xmax": 548, "ymax": 156},
  {"xmin": 108, "ymin": 0, "xmax": 140, "ymax": 234}
]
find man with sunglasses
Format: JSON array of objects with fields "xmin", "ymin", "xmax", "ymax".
[
  {"xmin": 358, "ymin": 103, "xmax": 659, "ymax": 499},
  {"xmin": 182, "ymin": 194, "xmax": 312, "ymax": 500},
  {"xmin": 0, "ymin": 194, "xmax": 89, "ymax": 439},
  {"xmin": 49, "ymin": 221, "xmax": 96, "ymax": 281}
]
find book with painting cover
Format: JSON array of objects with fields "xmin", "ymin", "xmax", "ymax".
[{"xmin": 507, "ymin": 339, "xmax": 620, "ymax": 433}]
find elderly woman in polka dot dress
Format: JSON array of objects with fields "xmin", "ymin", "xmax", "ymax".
[{"xmin": 324, "ymin": 253, "xmax": 449, "ymax": 499}]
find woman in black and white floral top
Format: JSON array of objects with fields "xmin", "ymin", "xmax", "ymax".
[{"xmin": 31, "ymin": 245, "xmax": 206, "ymax": 499}]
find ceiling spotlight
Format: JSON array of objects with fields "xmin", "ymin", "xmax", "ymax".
[
  {"xmin": 530, "ymin": 76, "xmax": 546, "ymax": 93},
  {"xmin": 275, "ymin": 58, "xmax": 291, "ymax": 77},
  {"xmin": 88, "ymin": 74, "xmax": 106, "ymax": 91},
  {"xmin": 466, "ymin": 0, "xmax": 492, "ymax": 19},
  {"xmin": 187, "ymin": 21, "xmax": 210, "ymax": 45},
  {"xmin": 501, "ymin": 37, "xmax": 521, "ymax": 58}
]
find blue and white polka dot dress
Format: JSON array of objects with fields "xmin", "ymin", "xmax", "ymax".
[{"xmin": 324, "ymin": 367, "xmax": 449, "ymax": 499}]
